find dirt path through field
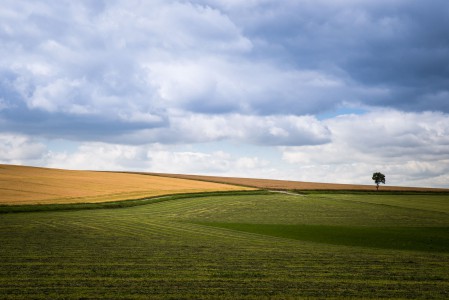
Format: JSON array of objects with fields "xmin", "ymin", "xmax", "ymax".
[{"xmin": 269, "ymin": 190, "xmax": 305, "ymax": 196}]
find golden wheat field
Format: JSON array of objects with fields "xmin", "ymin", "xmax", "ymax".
[
  {"xmin": 144, "ymin": 173, "xmax": 449, "ymax": 192},
  {"xmin": 0, "ymin": 165, "xmax": 253, "ymax": 205}
]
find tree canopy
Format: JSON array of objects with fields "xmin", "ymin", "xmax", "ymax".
[{"xmin": 372, "ymin": 172, "xmax": 386, "ymax": 191}]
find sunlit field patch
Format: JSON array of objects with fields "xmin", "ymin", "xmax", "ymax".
[{"xmin": 0, "ymin": 164, "xmax": 253, "ymax": 205}]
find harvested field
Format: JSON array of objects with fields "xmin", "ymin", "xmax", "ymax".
[
  {"xmin": 1, "ymin": 192, "xmax": 448, "ymax": 298},
  {"xmin": 0, "ymin": 164, "xmax": 253, "ymax": 205},
  {"xmin": 141, "ymin": 172, "xmax": 449, "ymax": 192}
]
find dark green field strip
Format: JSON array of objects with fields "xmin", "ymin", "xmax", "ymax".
[{"xmin": 199, "ymin": 223, "xmax": 449, "ymax": 253}]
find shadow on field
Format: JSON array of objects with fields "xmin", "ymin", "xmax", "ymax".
[{"xmin": 198, "ymin": 222, "xmax": 449, "ymax": 253}]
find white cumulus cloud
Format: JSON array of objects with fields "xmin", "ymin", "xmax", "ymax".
[{"xmin": 281, "ymin": 110, "xmax": 449, "ymax": 187}]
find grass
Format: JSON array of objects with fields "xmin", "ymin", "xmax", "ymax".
[
  {"xmin": 1, "ymin": 192, "xmax": 449, "ymax": 299},
  {"xmin": 198, "ymin": 223, "xmax": 449, "ymax": 253}
]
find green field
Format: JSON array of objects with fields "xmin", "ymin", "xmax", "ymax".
[{"xmin": 1, "ymin": 192, "xmax": 449, "ymax": 299}]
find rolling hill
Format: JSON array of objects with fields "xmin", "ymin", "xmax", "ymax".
[
  {"xmin": 0, "ymin": 164, "xmax": 253, "ymax": 205},
  {"xmin": 1, "ymin": 164, "xmax": 449, "ymax": 298},
  {"xmin": 1, "ymin": 164, "xmax": 448, "ymax": 206}
]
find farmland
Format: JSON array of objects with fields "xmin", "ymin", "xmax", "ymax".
[
  {"xmin": 145, "ymin": 172, "xmax": 449, "ymax": 192},
  {"xmin": 0, "ymin": 164, "xmax": 252, "ymax": 205},
  {"xmin": 1, "ymin": 190, "xmax": 448, "ymax": 299}
]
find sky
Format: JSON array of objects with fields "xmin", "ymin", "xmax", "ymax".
[{"xmin": 1, "ymin": 0, "xmax": 449, "ymax": 188}]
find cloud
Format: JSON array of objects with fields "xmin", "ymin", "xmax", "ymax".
[
  {"xmin": 146, "ymin": 55, "xmax": 351, "ymax": 115},
  {"xmin": 117, "ymin": 113, "xmax": 331, "ymax": 146},
  {"xmin": 0, "ymin": 133, "xmax": 47, "ymax": 164},
  {"xmin": 45, "ymin": 142, "xmax": 152, "ymax": 171},
  {"xmin": 1, "ymin": 1, "xmax": 448, "ymax": 188},
  {"xmin": 43, "ymin": 142, "xmax": 273, "ymax": 178},
  {"xmin": 281, "ymin": 110, "xmax": 449, "ymax": 187},
  {"xmin": 2, "ymin": 0, "xmax": 448, "ymax": 144},
  {"xmin": 206, "ymin": 0, "xmax": 449, "ymax": 112},
  {"xmin": 2, "ymin": 109, "xmax": 449, "ymax": 188}
]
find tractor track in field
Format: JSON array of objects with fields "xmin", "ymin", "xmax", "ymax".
[{"xmin": 269, "ymin": 190, "xmax": 305, "ymax": 196}]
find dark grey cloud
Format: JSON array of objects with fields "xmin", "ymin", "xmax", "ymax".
[
  {"xmin": 0, "ymin": 101, "xmax": 167, "ymax": 142},
  {"xmin": 1, "ymin": 0, "xmax": 448, "ymax": 146},
  {"xmin": 208, "ymin": 0, "xmax": 449, "ymax": 112}
]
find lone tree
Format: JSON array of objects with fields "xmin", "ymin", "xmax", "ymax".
[{"xmin": 372, "ymin": 172, "xmax": 386, "ymax": 191}]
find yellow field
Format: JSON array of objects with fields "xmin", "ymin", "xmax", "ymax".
[{"xmin": 0, "ymin": 165, "xmax": 254, "ymax": 205}]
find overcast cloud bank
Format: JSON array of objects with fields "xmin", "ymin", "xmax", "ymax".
[{"xmin": 1, "ymin": 0, "xmax": 448, "ymax": 187}]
